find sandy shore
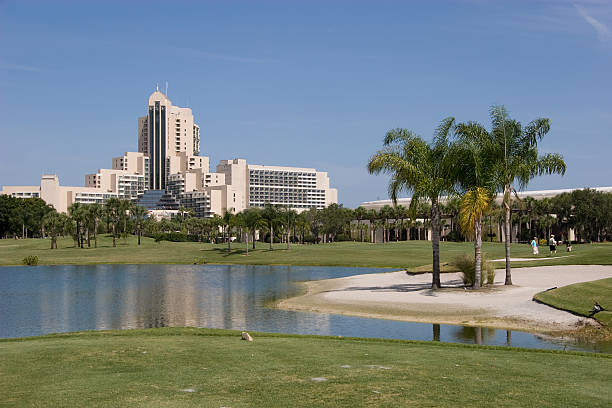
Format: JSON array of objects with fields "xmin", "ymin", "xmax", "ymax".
[{"xmin": 277, "ymin": 265, "xmax": 612, "ymax": 333}]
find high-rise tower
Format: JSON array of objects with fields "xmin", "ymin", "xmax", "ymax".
[{"xmin": 138, "ymin": 90, "xmax": 200, "ymax": 190}]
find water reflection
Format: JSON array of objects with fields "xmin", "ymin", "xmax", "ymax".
[{"xmin": 0, "ymin": 264, "xmax": 610, "ymax": 353}]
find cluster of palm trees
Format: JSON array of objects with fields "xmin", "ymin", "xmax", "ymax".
[
  {"xmin": 175, "ymin": 203, "xmax": 354, "ymax": 255},
  {"xmin": 42, "ymin": 198, "xmax": 148, "ymax": 249},
  {"xmin": 368, "ymin": 106, "xmax": 566, "ymax": 289}
]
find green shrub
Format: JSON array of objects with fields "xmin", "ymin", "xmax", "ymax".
[
  {"xmin": 193, "ymin": 257, "xmax": 206, "ymax": 265},
  {"xmin": 453, "ymin": 253, "xmax": 495, "ymax": 286},
  {"xmin": 153, "ymin": 232, "xmax": 188, "ymax": 242},
  {"xmin": 22, "ymin": 255, "xmax": 39, "ymax": 266}
]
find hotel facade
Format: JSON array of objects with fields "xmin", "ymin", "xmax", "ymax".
[{"xmin": 1, "ymin": 90, "xmax": 338, "ymax": 216}]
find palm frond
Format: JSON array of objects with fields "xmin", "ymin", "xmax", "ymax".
[{"xmin": 459, "ymin": 187, "xmax": 492, "ymax": 239}]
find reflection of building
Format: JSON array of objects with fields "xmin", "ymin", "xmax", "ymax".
[{"xmin": 1, "ymin": 89, "xmax": 338, "ymax": 216}]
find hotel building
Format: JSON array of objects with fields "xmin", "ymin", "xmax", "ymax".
[{"xmin": 1, "ymin": 90, "xmax": 338, "ymax": 216}]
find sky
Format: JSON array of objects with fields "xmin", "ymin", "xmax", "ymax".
[{"xmin": 1, "ymin": 0, "xmax": 611, "ymax": 208}]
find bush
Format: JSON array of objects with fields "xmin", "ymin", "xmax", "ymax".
[
  {"xmin": 153, "ymin": 232, "xmax": 188, "ymax": 242},
  {"xmin": 453, "ymin": 253, "xmax": 495, "ymax": 286},
  {"xmin": 445, "ymin": 230, "xmax": 464, "ymax": 242},
  {"xmin": 22, "ymin": 255, "xmax": 39, "ymax": 266}
]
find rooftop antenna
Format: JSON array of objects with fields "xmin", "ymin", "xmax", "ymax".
[
  {"xmin": 165, "ymin": 81, "xmax": 168, "ymax": 96},
  {"xmin": 156, "ymin": 83, "xmax": 159, "ymax": 92}
]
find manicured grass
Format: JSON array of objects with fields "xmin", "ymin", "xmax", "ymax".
[
  {"xmin": 534, "ymin": 278, "xmax": 612, "ymax": 327},
  {"xmin": 1, "ymin": 328, "xmax": 610, "ymax": 407},
  {"xmin": 2, "ymin": 235, "xmax": 611, "ymax": 268}
]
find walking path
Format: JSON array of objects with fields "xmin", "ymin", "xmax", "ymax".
[{"xmin": 277, "ymin": 265, "xmax": 612, "ymax": 332}]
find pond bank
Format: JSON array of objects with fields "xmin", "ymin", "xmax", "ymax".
[{"xmin": 276, "ymin": 265, "xmax": 612, "ymax": 334}]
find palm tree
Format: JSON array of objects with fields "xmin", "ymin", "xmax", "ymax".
[
  {"xmin": 368, "ymin": 118, "xmax": 457, "ymax": 289},
  {"xmin": 354, "ymin": 206, "xmax": 367, "ymax": 242},
  {"xmin": 132, "ymin": 205, "xmax": 148, "ymax": 245},
  {"xmin": 222, "ymin": 208, "xmax": 235, "ymax": 254},
  {"xmin": 279, "ymin": 206, "xmax": 297, "ymax": 250},
  {"xmin": 242, "ymin": 207, "xmax": 263, "ymax": 250},
  {"xmin": 261, "ymin": 203, "xmax": 279, "ymax": 250},
  {"xmin": 453, "ymin": 121, "xmax": 498, "ymax": 289},
  {"xmin": 489, "ymin": 106, "xmax": 566, "ymax": 285},
  {"xmin": 119, "ymin": 199, "xmax": 134, "ymax": 239},
  {"xmin": 68, "ymin": 202, "xmax": 86, "ymax": 248},
  {"xmin": 104, "ymin": 198, "xmax": 122, "ymax": 247},
  {"xmin": 87, "ymin": 204, "xmax": 103, "ymax": 248},
  {"xmin": 42, "ymin": 211, "xmax": 64, "ymax": 249},
  {"xmin": 379, "ymin": 205, "xmax": 394, "ymax": 243}
]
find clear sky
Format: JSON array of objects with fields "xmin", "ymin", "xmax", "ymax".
[{"xmin": 1, "ymin": 0, "xmax": 611, "ymax": 208}]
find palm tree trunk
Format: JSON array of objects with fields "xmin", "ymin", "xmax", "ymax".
[
  {"xmin": 87, "ymin": 227, "xmax": 91, "ymax": 248},
  {"xmin": 245, "ymin": 230, "xmax": 249, "ymax": 255},
  {"xmin": 94, "ymin": 220, "xmax": 98, "ymax": 248},
  {"xmin": 227, "ymin": 227, "xmax": 231, "ymax": 254},
  {"xmin": 112, "ymin": 223, "xmax": 116, "ymax": 248},
  {"xmin": 431, "ymin": 200, "xmax": 441, "ymax": 289},
  {"xmin": 269, "ymin": 224, "xmax": 273, "ymax": 250},
  {"xmin": 252, "ymin": 228, "xmax": 256, "ymax": 250},
  {"xmin": 138, "ymin": 229, "xmax": 141, "ymax": 245},
  {"xmin": 504, "ymin": 187, "xmax": 512, "ymax": 285},
  {"xmin": 473, "ymin": 218, "xmax": 482, "ymax": 289}
]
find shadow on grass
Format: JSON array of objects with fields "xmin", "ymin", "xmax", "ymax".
[{"xmin": 329, "ymin": 278, "xmax": 465, "ymax": 294}]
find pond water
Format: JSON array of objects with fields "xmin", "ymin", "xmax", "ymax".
[{"xmin": 1, "ymin": 264, "xmax": 609, "ymax": 353}]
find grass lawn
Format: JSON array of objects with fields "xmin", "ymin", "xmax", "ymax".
[
  {"xmin": 1, "ymin": 235, "xmax": 611, "ymax": 268},
  {"xmin": 534, "ymin": 278, "xmax": 612, "ymax": 327},
  {"xmin": 1, "ymin": 328, "xmax": 611, "ymax": 408}
]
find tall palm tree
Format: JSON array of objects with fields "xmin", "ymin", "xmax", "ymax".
[
  {"xmin": 453, "ymin": 121, "xmax": 498, "ymax": 289},
  {"xmin": 368, "ymin": 117, "xmax": 457, "ymax": 289},
  {"xmin": 489, "ymin": 106, "xmax": 566, "ymax": 285}
]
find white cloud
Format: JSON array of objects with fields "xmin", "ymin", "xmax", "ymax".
[{"xmin": 575, "ymin": 4, "xmax": 611, "ymax": 41}]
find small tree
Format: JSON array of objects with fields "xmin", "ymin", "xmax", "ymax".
[
  {"xmin": 104, "ymin": 198, "xmax": 122, "ymax": 247},
  {"xmin": 43, "ymin": 211, "xmax": 64, "ymax": 249},
  {"xmin": 132, "ymin": 205, "xmax": 148, "ymax": 245}
]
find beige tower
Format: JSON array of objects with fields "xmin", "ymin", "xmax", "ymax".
[{"xmin": 138, "ymin": 90, "xmax": 201, "ymax": 189}]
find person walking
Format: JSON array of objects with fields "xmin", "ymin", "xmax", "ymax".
[
  {"xmin": 530, "ymin": 237, "xmax": 539, "ymax": 255},
  {"xmin": 549, "ymin": 234, "xmax": 557, "ymax": 255}
]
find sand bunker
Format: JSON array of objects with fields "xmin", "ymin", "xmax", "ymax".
[{"xmin": 277, "ymin": 265, "xmax": 612, "ymax": 332}]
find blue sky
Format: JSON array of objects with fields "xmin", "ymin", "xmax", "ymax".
[{"xmin": 1, "ymin": 0, "xmax": 611, "ymax": 208}]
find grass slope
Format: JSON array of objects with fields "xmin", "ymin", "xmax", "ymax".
[
  {"xmin": 2, "ymin": 235, "xmax": 611, "ymax": 268},
  {"xmin": 1, "ymin": 328, "xmax": 611, "ymax": 407},
  {"xmin": 534, "ymin": 278, "xmax": 612, "ymax": 326}
]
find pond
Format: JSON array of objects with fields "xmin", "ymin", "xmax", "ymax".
[{"xmin": 1, "ymin": 264, "xmax": 609, "ymax": 353}]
